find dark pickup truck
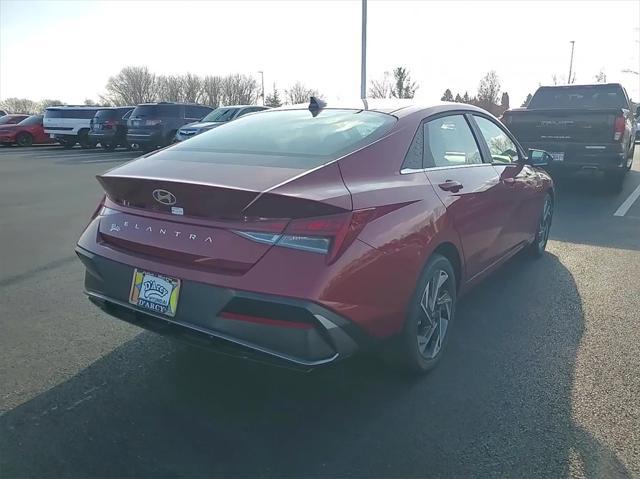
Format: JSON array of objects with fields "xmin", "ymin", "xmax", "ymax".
[{"xmin": 503, "ymin": 83, "xmax": 638, "ymax": 189}]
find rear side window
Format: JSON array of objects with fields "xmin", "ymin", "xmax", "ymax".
[
  {"xmin": 45, "ymin": 109, "xmax": 97, "ymax": 119},
  {"xmin": 173, "ymin": 109, "xmax": 396, "ymax": 167},
  {"xmin": 131, "ymin": 104, "xmax": 180, "ymax": 118},
  {"xmin": 473, "ymin": 116, "xmax": 519, "ymax": 164},
  {"xmin": 529, "ymin": 85, "xmax": 627, "ymax": 109},
  {"xmin": 18, "ymin": 115, "xmax": 42, "ymax": 126},
  {"xmin": 423, "ymin": 115, "xmax": 482, "ymax": 168}
]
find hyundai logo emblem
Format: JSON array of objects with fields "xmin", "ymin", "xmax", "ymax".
[{"xmin": 152, "ymin": 189, "xmax": 177, "ymax": 206}]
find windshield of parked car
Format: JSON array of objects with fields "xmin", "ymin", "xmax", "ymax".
[
  {"xmin": 17, "ymin": 115, "xmax": 42, "ymax": 126},
  {"xmin": 201, "ymin": 108, "xmax": 238, "ymax": 122},
  {"xmin": 173, "ymin": 109, "xmax": 396, "ymax": 165},
  {"xmin": 529, "ymin": 85, "xmax": 628, "ymax": 109},
  {"xmin": 130, "ymin": 104, "xmax": 178, "ymax": 118}
]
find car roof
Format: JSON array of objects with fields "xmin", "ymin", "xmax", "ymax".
[
  {"xmin": 273, "ymin": 99, "xmax": 490, "ymax": 118},
  {"xmin": 135, "ymin": 102, "xmax": 210, "ymax": 107},
  {"xmin": 46, "ymin": 105, "xmax": 100, "ymax": 109}
]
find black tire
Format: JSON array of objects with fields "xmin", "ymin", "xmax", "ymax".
[
  {"xmin": 62, "ymin": 139, "xmax": 75, "ymax": 149},
  {"xmin": 605, "ymin": 170, "xmax": 625, "ymax": 192},
  {"xmin": 78, "ymin": 130, "xmax": 96, "ymax": 149},
  {"xmin": 529, "ymin": 193, "xmax": 553, "ymax": 258},
  {"xmin": 16, "ymin": 132, "xmax": 33, "ymax": 147},
  {"xmin": 101, "ymin": 142, "xmax": 116, "ymax": 151},
  {"xmin": 397, "ymin": 254, "xmax": 457, "ymax": 374}
]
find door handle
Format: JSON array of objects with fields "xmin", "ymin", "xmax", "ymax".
[
  {"xmin": 438, "ymin": 180, "xmax": 463, "ymax": 193},
  {"xmin": 503, "ymin": 177, "xmax": 516, "ymax": 186}
]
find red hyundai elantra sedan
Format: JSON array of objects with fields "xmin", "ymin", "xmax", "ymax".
[{"xmin": 76, "ymin": 100, "xmax": 553, "ymax": 372}]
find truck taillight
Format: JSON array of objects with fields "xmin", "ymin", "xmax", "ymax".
[{"xmin": 614, "ymin": 116, "xmax": 625, "ymax": 141}]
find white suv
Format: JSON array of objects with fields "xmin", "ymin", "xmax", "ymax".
[{"xmin": 43, "ymin": 106, "xmax": 100, "ymax": 149}]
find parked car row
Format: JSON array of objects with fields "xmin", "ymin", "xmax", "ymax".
[{"xmin": 37, "ymin": 102, "xmax": 269, "ymax": 152}]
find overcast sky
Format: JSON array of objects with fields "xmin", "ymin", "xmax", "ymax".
[{"xmin": 1, "ymin": 0, "xmax": 639, "ymax": 106}]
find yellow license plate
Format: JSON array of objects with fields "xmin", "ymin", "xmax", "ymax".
[{"xmin": 129, "ymin": 269, "xmax": 181, "ymax": 317}]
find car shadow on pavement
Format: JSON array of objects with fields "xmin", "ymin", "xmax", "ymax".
[
  {"xmin": 549, "ymin": 168, "xmax": 640, "ymax": 251},
  {"xmin": 0, "ymin": 253, "xmax": 631, "ymax": 478}
]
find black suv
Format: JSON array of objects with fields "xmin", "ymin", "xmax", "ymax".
[
  {"xmin": 89, "ymin": 107, "xmax": 134, "ymax": 150},
  {"xmin": 126, "ymin": 102, "xmax": 213, "ymax": 152}
]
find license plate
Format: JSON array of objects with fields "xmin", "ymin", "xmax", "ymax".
[
  {"xmin": 550, "ymin": 152, "xmax": 564, "ymax": 162},
  {"xmin": 49, "ymin": 134, "xmax": 55, "ymax": 139},
  {"xmin": 129, "ymin": 269, "xmax": 181, "ymax": 317}
]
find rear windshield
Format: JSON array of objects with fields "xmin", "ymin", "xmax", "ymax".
[
  {"xmin": 94, "ymin": 109, "xmax": 120, "ymax": 120},
  {"xmin": 17, "ymin": 115, "xmax": 42, "ymax": 126},
  {"xmin": 44, "ymin": 108, "xmax": 98, "ymax": 119},
  {"xmin": 173, "ymin": 109, "xmax": 396, "ymax": 166},
  {"xmin": 0, "ymin": 115, "xmax": 26, "ymax": 125},
  {"xmin": 201, "ymin": 108, "xmax": 239, "ymax": 123},
  {"xmin": 529, "ymin": 85, "xmax": 627, "ymax": 109},
  {"xmin": 131, "ymin": 104, "xmax": 180, "ymax": 118}
]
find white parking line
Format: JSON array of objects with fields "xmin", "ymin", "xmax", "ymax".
[{"xmin": 614, "ymin": 183, "xmax": 640, "ymax": 217}]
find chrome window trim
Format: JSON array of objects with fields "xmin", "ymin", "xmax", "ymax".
[{"xmin": 400, "ymin": 163, "xmax": 494, "ymax": 175}]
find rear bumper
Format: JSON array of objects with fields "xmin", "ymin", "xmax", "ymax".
[
  {"xmin": 0, "ymin": 134, "xmax": 17, "ymax": 143},
  {"xmin": 76, "ymin": 245, "xmax": 367, "ymax": 369},
  {"xmin": 521, "ymin": 141, "xmax": 628, "ymax": 172},
  {"xmin": 89, "ymin": 130, "xmax": 123, "ymax": 143},
  {"xmin": 127, "ymin": 130, "xmax": 164, "ymax": 146}
]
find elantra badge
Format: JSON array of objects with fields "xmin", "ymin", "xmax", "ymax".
[{"xmin": 152, "ymin": 189, "xmax": 177, "ymax": 206}]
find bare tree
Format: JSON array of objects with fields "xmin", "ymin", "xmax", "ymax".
[
  {"xmin": 0, "ymin": 98, "xmax": 38, "ymax": 114},
  {"xmin": 181, "ymin": 73, "xmax": 204, "ymax": 103},
  {"xmin": 155, "ymin": 75, "xmax": 183, "ymax": 102},
  {"xmin": 477, "ymin": 71, "xmax": 501, "ymax": 111},
  {"xmin": 103, "ymin": 66, "xmax": 157, "ymax": 106},
  {"xmin": 202, "ymin": 75, "xmax": 224, "ymax": 107},
  {"xmin": 594, "ymin": 69, "xmax": 607, "ymax": 83},
  {"xmin": 369, "ymin": 72, "xmax": 392, "ymax": 99},
  {"xmin": 285, "ymin": 81, "xmax": 319, "ymax": 105},
  {"xmin": 38, "ymin": 99, "xmax": 63, "ymax": 112},
  {"xmin": 391, "ymin": 67, "xmax": 418, "ymax": 99},
  {"xmin": 222, "ymin": 74, "xmax": 258, "ymax": 105}
]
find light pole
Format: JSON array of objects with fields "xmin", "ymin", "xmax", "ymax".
[
  {"xmin": 567, "ymin": 40, "xmax": 575, "ymax": 84},
  {"xmin": 258, "ymin": 71, "xmax": 265, "ymax": 106},
  {"xmin": 360, "ymin": 0, "xmax": 367, "ymax": 99}
]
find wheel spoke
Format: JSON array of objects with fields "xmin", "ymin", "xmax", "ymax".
[{"xmin": 428, "ymin": 270, "xmax": 448, "ymax": 312}]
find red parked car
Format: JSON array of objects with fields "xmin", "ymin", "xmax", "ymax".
[
  {"xmin": 76, "ymin": 100, "xmax": 554, "ymax": 372},
  {"xmin": 0, "ymin": 115, "xmax": 53, "ymax": 147}
]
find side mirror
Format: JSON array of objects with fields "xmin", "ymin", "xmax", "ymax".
[{"xmin": 527, "ymin": 149, "xmax": 553, "ymax": 166}]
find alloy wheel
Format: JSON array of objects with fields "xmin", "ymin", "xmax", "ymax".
[
  {"xmin": 538, "ymin": 196, "xmax": 553, "ymax": 250},
  {"xmin": 416, "ymin": 269, "xmax": 452, "ymax": 360}
]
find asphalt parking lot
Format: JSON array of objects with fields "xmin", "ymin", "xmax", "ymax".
[{"xmin": 1, "ymin": 145, "xmax": 639, "ymax": 478}]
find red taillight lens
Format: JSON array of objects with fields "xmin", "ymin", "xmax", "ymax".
[
  {"xmin": 614, "ymin": 116, "xmax": 625, "ymax": 141},
  {"xmin": 234, "ymin": 210, "xmax": 374, "ymax": 263},
  {"xmin": 234, "ymin": 204, "xmax": 409, "ymax": 262}
]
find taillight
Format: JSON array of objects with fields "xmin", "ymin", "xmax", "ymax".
[
  {"xmin": 234, "ymin": 210, "xmax": 375, "ymax": 263},
  {"xmin": 614, "ymin": 116, "xmax": 625, "ymax": 141}
]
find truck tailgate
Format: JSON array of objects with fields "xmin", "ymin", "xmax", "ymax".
[{"xmin": 504, "ymin": 108, "xmax": 620, "ymax": 143}]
